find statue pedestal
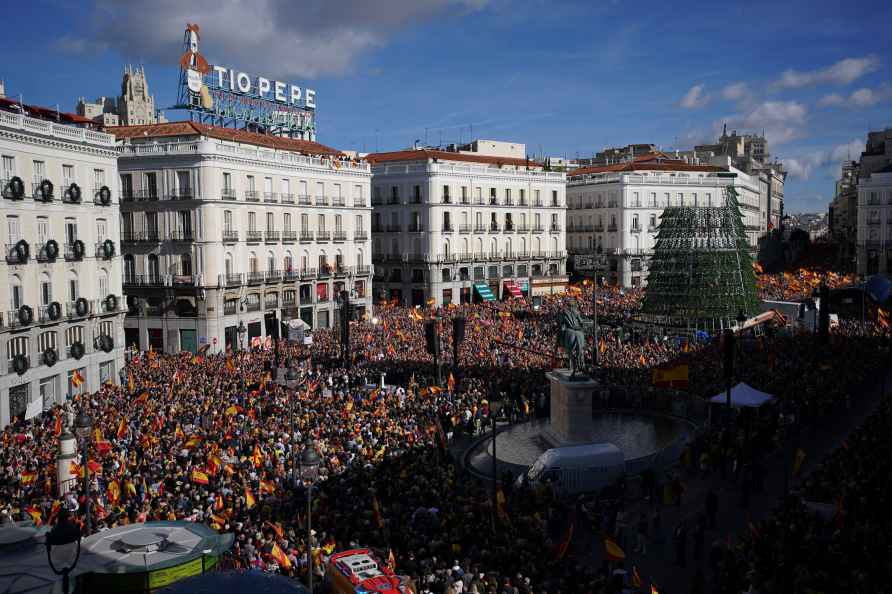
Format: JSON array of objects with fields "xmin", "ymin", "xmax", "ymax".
[{"xmin": 543, "ymin": 369, "xmax": 598, "ymax": 447}]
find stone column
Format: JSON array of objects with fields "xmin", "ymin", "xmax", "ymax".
[{"xmin": 56, "ymin": 432, "xmax": 78, "ymax": 497}]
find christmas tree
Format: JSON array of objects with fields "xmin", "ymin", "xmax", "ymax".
[{"xmin": 641, "ymin": 186, "xmax": 759, "ymax": 330}]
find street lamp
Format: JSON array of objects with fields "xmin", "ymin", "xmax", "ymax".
[
  {"xmin": 45, "ymin": 510, "xmax": 82, "ymax": 594},
  {"xmin": 276, "ymin": 365, "xmax": 302, "ymax": 487},
  {"xmin": 237, "ymin": 322, "xmax": 247, "ymax": 352},
  {"xmin": 73, "ymin": 411, "xmax": 92, "ymax": 536},
  {"xmin": 489, "ymin": 398, "xmax": 503, "ymax": 532},
  {"xmin": 299, "ymin": 442, "xmax": 321, "ymax": 593}
]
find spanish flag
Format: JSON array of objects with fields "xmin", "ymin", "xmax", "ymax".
[
  {"xmin": 447, "ymin": 373, "xmax": 456, "ymax": 392},
  {"xmin": 107, "ymin": 479, "xmax": 121, "ymax": 503},
  {"xmin": 651, "ymin": 364, "xmax": 690, "ymax": 389},
  {"xmin": 225, "ymin": 357, "xmax": 235, "ymax": 373},
  {"xmin": 245, "ymin": 488, "xmax": 256, "ymax": 509},
  {"xmin": 25, "ymin": 506, "xmax": 42, "ymax": 526},
  {"xmin": 599, "ymin": 338, "xmax": 607, "ymax": 354},
  {"xmin": 184, "ymin": 436, "xmax": 202, "ymax": 449},
  {"xmin": 265, "ymin": 520, "xmax": 284, "ymax": 539},
  {"xmin": 20, "ymin": 471, "xmax": 37, "ymax": 486},
  {"xmin": 270, "ymin": 542, "xmax": 292, "ymax": 570},
  {"xmin": 251, "ymin": 445, "xmax": 264, "ymax": 468},
  {"xmin": 214, "ymin": 494, "xmax": 224, "ymax": 511},
  {"xmin": 387, "ymin": 548, "xmax": 396, "ymax": 570},
  {"xmin": 116, "ymin": 417, "xmax": 127, "ymax": 439},
  {"xmin": 71, "ymin": 370, "xmax": 85, "ymax": 388},
  {"xmin": 191, "ymin": 469, "xmax": 210, "ymax": 485},
  {"xmin": 259, "ymin": 480, "xmax": 276, "ymax": 495},
  {"xmin": 409, "ymin": 308, "xmax": 423, "ymax": 322},
  {"xmin": 604, "ymin": 536, "xmax": 625, "ymax": 561},
  {"xmin": 127, "ymin": 373, "xmax": 135, "ymax": 393},
  {"xmin": 879, "ymin": 308, "xmax": 890, "ymax": 329},
  {"xmin": 53, "ymin": 415, "xmax": 62, "ymax": 437},
  {"xmin": 134, "ymin": 391, "xmax": 150, "ymax": 405}
]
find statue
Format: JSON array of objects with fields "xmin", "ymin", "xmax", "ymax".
[{"xmin": 557, "ymin": 305, "xmax": 593, "ymax": 378}]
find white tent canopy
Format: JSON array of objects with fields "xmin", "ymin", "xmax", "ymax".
[{"xmin": 709, "ymin": 382, "xmax": 775, "ymax": 408}]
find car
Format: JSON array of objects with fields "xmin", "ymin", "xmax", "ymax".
[{"xmin": 326, "ymin": 549, "xmax": 415, "ymax": 594}]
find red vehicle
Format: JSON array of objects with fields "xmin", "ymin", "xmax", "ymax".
[{"xmin": 326, "ymin": 549, "xmax": 415, "ymax": 594}]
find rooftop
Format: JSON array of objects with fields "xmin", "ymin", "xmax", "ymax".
[
  {"xmin": 365, "ymin": 148, "xmax": 541, "ymax": 169},
  {"xmin": 570, "ymin": 153, "xmax": 724, "ymax": 177},
  {"xmin": 0, "ymin": 96, "xmax": 95, "ymax": 126},
  {"xmin": 107, "ymin": 121, "xmax": 342, "ymax": 157}
]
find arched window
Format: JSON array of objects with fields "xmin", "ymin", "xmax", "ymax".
[
  {"xmin": 552, "ymin": 236, "xmax": 558, "ymax": 253},
  {"xmin": 98, "ymin": 269, "xmax": 109, "ymax": 298},
  {"xmin": 67, "ymin": 270, "xmax": 79, "ymax": 303},
  {"xmin": 123, "ymin": 254, "xmax": 135, "ymax": 283},
  {"xmin": 490, "ymin": 238, "xmax": 498, "ymax": 257},
  {"xmin": 390, "ymin": 238, "xmax": 399, "ymax": 255},
  {"xmin": 443, "ymin": 239, "xmax": 450, "ymax": 259},
  {"xmin": 249, "ymin": 252, "xmax": 258, "ymax": 273},
  {"xmin": 520, "ymin": 237, "xmax": 527, "ymax": 256},
  {"xmin": 505, "ymin": 238, "xmax": 512, "ymax": 258},
  {"xmin": 284, "ymin": 250, "xmax": 293, "ymax": 273},
  {"xmin": 147, "ymin": 254, "xmax": 159, "ymax": 282},
  {"xmin": 267, "ymin": 251, "xmax": 276, "ymax": 273},
  {"xmin": 356, "ymin": 248, "xmax": 364, "ymax": 268},
  {"xmin": 225, "ymin": 253, "xmax": 233, "ymax": 276},
  {"xmin": 301, "ymin": 250, "xmax": 309, "ymax": 272},
  {"xmin": 534, "ymin": 237, "xmax": 542, "ymax": 255},
  {"xmin": 6, "ymin": 336, "xmax": 29, "ymax": 361},
  {"xmin": 462, "ymin": 237, "xmax": 469, "ymax": 256},
  {"xmin": 180, "ymin": 253, "xmax": 192, "ymax": 276},
  {"xmin": 39, "ymin": 273, "xmax": 52, "ymax": 306},
  {"xmin": 10, "ymin": 274, "xmax": 23, "ymax": 310},
  {"xmin": 475, "ymin": 237, "xmax": 483, "ymax": 255}
]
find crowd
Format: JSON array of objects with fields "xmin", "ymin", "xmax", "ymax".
[{"xmin": 0, "ymin": 269, "xmax": 887, "ymax": 594}]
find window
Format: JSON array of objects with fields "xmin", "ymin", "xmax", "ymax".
[
  {"xmin": 632, "ymin": 192, "xmax": 639, "ymax": 206},
  {"xmin": 65, "ymin": 326, "xmax": 83, "ymax": 348},
  {"xmin": 317, "ymin": 182, "xmax": 325, "ymax": 199},
  {"xmin": 443, "ymin": 185, "xmax": 451, "ymax": 202},
  {"xmin": 93, "ymin": 168, "xmax": 105, "ymax": 188},
  {"xmin": 63, "ymin": 165, "xmax": 74, "ymax": 185},
  {"xmin": 67, "ymin": 368, "xmax": 86, "ymax": 397},
  {"xmin": 40, "ymin": 274, "xmax": 52, "ymax": 306},
  {"xmin": 33, "ymin": 160, "xmax": 46, "ymax": 182},
  {"xmin": 7, "ymin": 336, "xmax": 29, "ymax": 361},
  {"xmin": 649, "ymin": 214, "xmax": 657, "ymax": 228},
  {"xmin": 632, "ymin": 214, "xmax": 639, "ymax": 229},
  {"xmin": 224, "ymin": 210, "xmax": 233, "ymax": 231},
  {"xmin": 677, "ymin": 193, "xmax": 683, "ymax": 206},
  {"xmin": 68, "ymin": 271, "xmax": 79, "ymax": 302},
  {"xmin": 264, "ymin": 177, "xmax": 273, "ymax": 195},
  {"xmin": 146, "ymin": 212, "xmax": 158, "ymax": 237},
  {"xmin": 223, "ymin": 172, "xmax": 232, "ymax": 191},
  {"xmin": 266, "ymin": 212, "xmax": 275, "ymax": 231},
  {"xmin": 490, "ymin": 188, "xmax": 497, "ymax": 204},
  {"xmin": 144, "ymin": 172, "xmax": 158, "ymax": 197},
  {"xmin": 38, "ymin": 331, "xmax": 56, "ymax": 353},
  {"xmin": 284, "ymin": 213, "xmax": 292, "ymax": 232},
  {"xmin": 282, "ymin": 178, "xmax": 291, "ymax": 196},
  {"xmin": 1, "ymin": 155, "xmax": 14, "ymax": 178},
  {"xmin": 301, "ymin": 214, "xmax": 309, "ymax": 232},
  {"xmin": 99, "ymin": 360, "xmax": 114, "ymax": 385},
  {"xmin": 318, "ymin": 214, "xmax": 326, "ymax": 231},
  {"xmin": 178, "ymin": 210, "xmax": 192, "ymax": 235},
  {"xmin": 649, "ymin": 192, "xmax": 656, "ymax": 207},
  {"xmin": 64, "ymin": 218, "xmax": 77, "ymax": 244},
  {"xmin": 356, "ymin": 214, "xmax": 363, "ymax": 232},
  {"xmin": 552, "ymin": 190, "xmax": 558, "ymax": 206},
  {"xmin": 335, "ymin": 214, "xmax": 343, "ymax": 232},
  {"xmin": 37, "ymin": 217, "xmax": 48, "ymax": 245},
  {"xmin": 248, "ymin": 212, "xmax": 257, "ymax": 232},
  {"xmin": 176, "ymin": 170, "xmax": 190, "ymax": 194},
  {"xmin": 267, "ymin": 253, "xmax": 275, "ymax": 272},
  {"xmin": 10, "ymin": 275, "xmax": 23, "ymax": 309},
  {"xmin": 247, "ymin": 175, "xmax": 256, "ymax": 191},
  {"xmin": 98, "ymin": 269, "xmax": 109, "ymax": 297},
  {"xmin": 96, "ymin": 219, "xmax": 107, "ymax": 242}
]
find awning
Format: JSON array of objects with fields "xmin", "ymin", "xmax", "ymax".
[
  {"xmin": 474, "ymin": 283, "xmax": 496, "ymax": 301},
  {"xmin": 709, "ymin": 382, "xmax": 774, "ymax": 408},
  {"xmin": 503, "ymin": 280, "xmax": 524, "ymax": 299}
]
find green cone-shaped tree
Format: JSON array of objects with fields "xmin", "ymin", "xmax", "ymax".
[{"xmin": 641, "ymin": 186, "xmax": 759, "ymax": 329}]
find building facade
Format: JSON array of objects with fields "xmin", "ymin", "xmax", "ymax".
[
  {"xmin": 366, "ymin": 146, "xmax": 568, "ymax": 306},
  {"xmin": 1, "ymin": 103, "xmax": 125, "ymax": 428},
  {"xmin": 76, "ymin": 65, "xmax": 167, "ymax": 127},
  {"xmin": 856, "ymin": 165, "xmax": 892, "ymax": 276},
  {"xmin": 566, "ymin": 154, "xmax": 760, "ymax": 287},
  {"xmin": 112, "ymin": 121, "xmax": 372, "ymax": 354}
]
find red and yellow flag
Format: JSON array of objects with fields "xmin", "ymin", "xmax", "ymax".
[
  {"xmin": 25, "ymin": 506, "xmax": 42, "ymax": 526},
  {"xmin": 605, "ymin": 536, "xmax": 625, "ymax": 561},
  {"xmin": 215, "ymin": 494, "xmax": 224, "ymax": 511},
  {"xmin": 116, "ymin": 417, "xmax": 127, "ymax": 439},
  {"xmin": 259, "ymin": 480, "xmax": 276, "ymax": 495},
  {"xmin": 53, "ymin": 415, "xmax": 62, "ymax": 437},
  {"xmin": 447, "ymin": 373, "xmax": 456, "ymax": 392},
  {"xmin": 879, "ymin": 308, "xmax": 889, "ymax": 329},
  {"xmin": 265, "ymin": 520, "xmax": 284, "ymax": 540},
  {"xmin": 107, "ymin": 479, "xmax": 121, "ymax": 503},
  {"xmin": 270, "ymin": 542, "xmax": 292, "ymax": 570},
  {"xmin": 251, "ymin": 445, "xmax": 264, "ymax": 468},
  {"xmin": 71, "ymin": 370, "xmax": 85, "ymax": 388},
  {"xmin": 20, "ymin": 471, "xmax": 37, "ymax": 486},
  {"xmin": 191, "ymin": 469, "xmax": 210, "ymax": 485},
  {"xmin": 127, "ymin": 373, "xmax": 135, "ymax": 393},
  {"xmin": 245, "ymin": 488, "xmax": 256, "ymax": 509}
]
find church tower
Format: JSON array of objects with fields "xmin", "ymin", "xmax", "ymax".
[{"xmin": 117, "ymin": 65, "xmax": 166, "ymax": 126}]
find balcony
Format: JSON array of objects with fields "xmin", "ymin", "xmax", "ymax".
[
  {"xmin": 246, "ymin": 230, "xmax": 263, "ymax": 243},
  {"xmin": 38, "ymin": 303, "xmax": 63, "ymax": 323},
  {"xmin": 504, "ymin": 198, "xmax": 514, "ymax": 206},
  {"xmin": 333, "ymin": 266, "xmax": 348, "ymax": 277},
  {"xmin": 282, "ymin": 231, "xmax": 297, "ymax": 242},
  {"xmin": 63, "ymin": 242, "xmax": 85, "ymax": 261},
  {"xmin": 95, "ymin": 241, "xmax": 115, "ymax": 260},
  {"xmin": 60, "ymin": 185, "xmax": 80, "ymax": 204},
  {"xmin": 647, "ymin": 226, "xmax": 657, "ymax": 233},
  {"xmin": 280, "ymin": 193, "xmax": 295, "ymax": 204},
  {"xmin": 442, "ymin": 224, "xmax": 455, "ymax": 233},
  {"xmin": 283, "ymin": 270, "xmax": 299, "ymax": 282},
  {"xmin": 168, "ymin": 230, "xmax": 194, "ymax": 241},
  {"xmin": 121, "ymin": 231, "xmax": 160, "ymax": 243},
  {"xmin": 387, "ymin": 195, "xmax": 400, "ymax": 205},
  {"xmin": 265, "ymin": 270, "xmax": 282, "ymax": 284},
  {"xmin": 35, "ymin": 242, "xmax": 59, "ymax": 263},
  {"xmin": 222, "ymin": 230, "xmax": 239, "ymax": 243},
  {"xmin": 1, "ymin": 178, "xmax": 23, "ymax": 200},
  {"xmin": 168, "ymin": 189, "xmax": 194, "ymax": 201},
  {"xmin": 441, "ymin": 196, "xmax": 452, "ymax": 204},
  {"xmin": 301, "ymin": 267, "xmax": 317, "ymax": 279},
  {"xmin": 263, "ymin": 192, "xmax": 278, "ymax": 203},
  {"xmin": 223, "ymin": 301, "xmax": 237, "ymax": 315},
  {"xmin": 317, "ymin": 230, "xmax": 331, "ymax": 242},
  {"xmin": 7, "ymin": 308, "xmax": 32, "ymax": 329},
  {"xmin": 247, "ymin": 272, "xmax": 265, "ymax": 285},
  {"xmin": 32, "ymin": 181, "xmax": 54, "ymax": 202},
  {"xmin": 65, "ymin": 300, "xmax": 92, "ymax": 318},
  {"xmin": 532, "ymin": 225, "xmax": 544, "ymax": 233},
  {"xmin": 356, "ymin": 265, "xmax": 371, "ymax": 276},
  {"xmin": 867, "ymin": 219, "xmax": 881, "ymax": 226},
  {"xmin": 607, "ymin": 224, "xmax": 617, "ymax": 232},
  {"xmin": 408, "ymin": 224, "xmax": 425, "ymax": 233},
  {"xmin": 630, "ymin": 226, "xmax": 641, "ymax": 234},
  {"xmin": 371, "ymin": 225, "xmax": 383, "ymax": 233},
  {"xmin": 372, "ymin": 196, "xmax": 383, "ymax": 206},
  {"xmin": 503, "ymin": 225, "xmax": 515, "ymax": 234},
  {"xmin": 354, "ymin": 231, "xmax": 368, "ymax": 241},
  {"xmin": 315, "ymin": 195, "xmax": 328, "ymax": 206},
  {"xmin": 265, "ymin": 230, "xmax": 280, "ymax": 243},
  {"xmin": 533, "ymin": 199, "xmax": 543, "ymax": 207},
  {"xmin": 221, "ymin": 188, "xmax": 237, "ymax": 201},
  {"xmin": 474, "ymin": 225, "xmax": 487, "ymax": 233},
  {"xmin": 354, "ymin": 198, "xmax": 368, "ymax": 208},
  {"xmin": 386, "ymin": 225, "xmax": 402, "ymax": 232},
  {"xmin": 300, "ymin": 231, "xmax": 314, "ymax": 242},
  {"xmin": 126, "ymin": 189, "xmax": 160, "ymax": 202},
  {"xmin": 516, "ymin": 225, "xmax": 529, "ymax": 233},
  {"xmin": 171, "ymin": 275, "xmax": 194, "ymax": 287},
  {"xmin": 298, "ymin": 194, "xmax": 311, "ymax": 206},
  {"xmin": 245, "ymin": 300, "xmax": 261, "ymax": 313},
  {"xmin": 225, "ymin": 273, "xmax": 243, "ymax": 287},
  {"xmin": 333, "ymin": 230, "xmax": 347, "ymax": 242},
  {"xmin": 410, "ymin": 194, "xmax": 422, "ymax": 204},
  {"xmin": 594, "ymin": 225, "xmax": 604, "ymax": 232},
  {"xmin": 459, "ymin": 224, "xmax": 472, "ymax": 234},
  {"xmin": 550, "ymin": 225, "xmax": 562, "ymax": 233},
  {"xmin": 245, "ymin": 190, "xmax": 260, "ymax": 202},
  {"xmin": 317, "ymin": 267, "xmax": 331, "ymax": 279},
  {"xmin": 123, "ymin": 274, "xmax": 163, "ymax": 287},
  {"xmin": 332, "ymin": 196, "xmax": 346, "ymax": 207},
  {"xmin": 7, "ymin": 355, "xmax": 30, "ymax": 373}
]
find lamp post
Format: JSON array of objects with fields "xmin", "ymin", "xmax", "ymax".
[
  {"xmin": 73, "ymin": 411, "xmax": 92, "ymax": 536},
  {"xmin": 45, "ymin": 510, "xmax": 82, "ymax": 594},
  {"xmin": 276, "ymin": 365, "xmax": 301, "ymax": 486},
  {"xmin": 299, "ymin": 442, "xmax": 321, "ymax": 593},
  {"xmin": 489, "ymin": 398, "xmax": 502, "ymax": 533},
  {"xmin": 237, "ymin": 321, "xmax": 247, "ymax": 352}
]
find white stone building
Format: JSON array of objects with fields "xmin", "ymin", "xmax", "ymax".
[
  {"xmin": 76, "ymin": 65, "xmax": 167, "ymax": 127},
  {"xmin": 856, "ymin": 164, "xmax": 892, "ymax": 276},
  {"xmin": 566, "ymin": 153, "xmax": 762, "ymax": 287},
  {"xmin": 111, "ymin": 121, "xmax": 372, "ymax": 353},
  {"xmin": 1, "ymin": 101, "xmax": 124, "ymax": 428},
  {"xmin": 366, "ymin": 145, "xmax": 567, "ymax": 306}
]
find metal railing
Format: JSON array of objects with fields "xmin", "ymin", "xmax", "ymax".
[
  {"xmin": 459, "ymin": 224, "xmax": 472, "ymax": 234},
  {"xmin": 168, "ymin": 189, "xmax": 194, "ymax": 200},
  {"xmin": 409, "ymin": 224, "xmax": 425, "ymax": 233},
  {"xmin": 550, "ymin": 225, "xmax": 562, "ymax": 233},
  {"xmin": 281, "ymin": 193, "xmax": 295, "ymax": 204},
  {"xmin": 442, "ymin": 224, "xmax": 454, "ymax": 233},
  {"xmin": 265, "ymin": 270, "xmax": 282, "ymax": 283},
  {"xmin": 222, "ymin": 230, "xmax": 239, "ymax": 242},
  {"xmin": 222, "ymin": 189, "xmax": 237, "ymax": 200},
  {"xmin": 333, "ymin": 230, "xmax": 347, "ymax": 241},
  {"xmin": 332, "ymin": 196, "xmax": 346, "ymax": 207},
  {"xmin": 263, "ymin": 192, "xmax": 278, "ymax": 203},
  {"xmin": 35, "ymin": 242, "xmax": 57, "ymax": 262},
  {"xmin": 246, "ymin": 231, "xmax": 263, "ymax": 242},
  {"xmin": 356, "ymin": 265, "xmax": 371, "ymax": 276},
  {"xmin": 317, "ymin": 230, "xmax": 331, "ymax": 241},
  {"xmin": 123, "ymin": 274, "xmax": 163, "ymax": 287},
  {"xmin": 354, "ymin": 231, "xmax": 368, "ymax": 241},
  {"xmin": 225, "ymin": 273, "xmax": 243, "ymax": 287},
  {"xmin": 386, "ymin": 225, "xmax": 401, "ymax": 232},
  {"xmin": 122, "ymin": 189, "xmax": 160, "ymax": 202},
  {"xmin": 299, "ymin": 231, "xmax": 314, "ymax": 242},
  {"xmin": 282, "ymin": 231, "xmax": 297, "ymax": 242},
  {"xmin": 168, "ymin": 230, "xmax": 194, "ymax": 241},
  {"xmin": 315, "ymin": 195, "xmax": 328, "ymax": 206},
  {"xmin": 245, "ymin": 190, "xmax": 260, "ymax": 202},
  {"xmin": 300, "ymin": 267, "xmax": 317, "ymax": 279},
  {"xmin": 63, "ymin": 243, "xmax": 84, "ymax": 261},
  {"xmin": 32, "ymin": 181, "xmax": 54, "ymax": 202},
  {"xmin": 247, "ymin": 272, "xmax": 265, "ymax": 284},
  {"xmin": 265, "ymin": 230, "xmax": 280, "ymax": 242},
  {"xmin": 66, "ymin": 300, "xmax": 92, "ymax": 318},
  {"xmin": 298, "ymin": 194, "xmax": 311, "ymax": 205}
]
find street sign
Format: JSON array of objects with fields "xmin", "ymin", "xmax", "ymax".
[{"xmin": 574, "ymin": 254, "xmax": 606, "ymax": 271}]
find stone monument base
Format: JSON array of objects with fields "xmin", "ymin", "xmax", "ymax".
[{"xmin": 542, "ymin": 368, "xmax": 598, "ymax": 448}]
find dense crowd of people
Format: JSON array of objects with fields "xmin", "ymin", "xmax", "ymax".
[{"xmin": 0, "ymin": 269, "xmax": 887, "ymax": 593}]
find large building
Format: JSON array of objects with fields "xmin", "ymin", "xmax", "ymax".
[
  {"xmin": 111, "ymin": 121, "xmax": 372, "ymax": 353},
  {"xmin": 566, "ymin": 153, "xmax": 761, "ymax": 287},
  {"xmin": 857, "ymin": 164, "xmax": 892, "ymax": 276},
  {"xmin": 76, "ymin": 65, "xmax": 167, "ymax": 127},
  {"xmin": 829, "ymin": 160, "xmax": 859, "ymax": 266},
  {"xmin": 366, "ymin": 142, "xmax": 568, "ymax": 306},
  {"xmin": 1, "ymin": 96, "xmax": 125, "ymax": 427}
]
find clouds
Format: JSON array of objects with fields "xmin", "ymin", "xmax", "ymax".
[
  {"xmin": 772, "ymin": 55, "xmax": 880, "ymax": 89},
  {"xmin": 720, "ymin": 82, "xmax": 750, "ymax": 102},
  {"xmin": 721, "ymin": 100, "xmax": 808, "ymax": 145},
  {"xmin": 679, "ymin": 84, "xmax": 709, "ymax": 109},
  {"xmin": 784, "ymin": 138, "xmax": 863, "ymax": 180},
  {"xmin": 818, "ymin": 84, "xmax": 892, "ymax": 109},
  {"xmin": 59, "ymin": 0, "xmax": 489, "ymax": 78}
]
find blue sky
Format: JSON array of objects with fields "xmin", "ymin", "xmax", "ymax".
[{"xmin": 2, "ymin": 0, "xmax": 890, "ymax": 213}]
